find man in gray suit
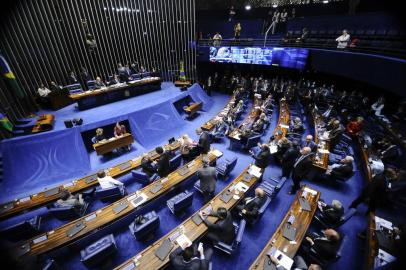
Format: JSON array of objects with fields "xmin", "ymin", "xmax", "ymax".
[{"xmin": 197, "ymin": 156, "xmax": 217, "ymax": 203}]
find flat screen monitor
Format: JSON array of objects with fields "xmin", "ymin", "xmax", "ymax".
[{"xmin": 209, "ymin": 46, "xmax": 309, "ymax": 70}]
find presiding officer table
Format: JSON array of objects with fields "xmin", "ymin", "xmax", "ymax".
[
  {"xmin": 249, "ymin": 186, "xmax": 320, "ymax": 270},
  {"xmin": 69, "ymin": 77, "xmax": 162, "ymax": 110},
  {"xmin": 15, "ymin": 150, "xmax": 222, "ymax": 259},
  {"xmin": 0, "ymin": 140, "xmax": 180, "ymax": 220},
  {"xmin": 115, "ymin": 165, "xmax": 263, "ymax": 270},
  {"xmin": 93, "ymin": 133, "xmax": 134, "ymax": 155}
]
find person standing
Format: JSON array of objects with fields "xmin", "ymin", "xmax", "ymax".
[
  {"xmin": 290, "ymin": 147, "xmax": 313, "ymax": 194},
  {"xmin": 281, "ymin": 141, "xmax": 300, "ymax": 179},
  {"xmin": 212, "ymin": 32, "xmax": 222, "ymax": 47},
  {"xmin": 199, "ymin": 207, "xmax": 235, "ymax": 245},
  {"xmin": 155, "ymin": 146, "xmax": 170, "ymax": 178},
  {"xmin": 113, "ymin": 121, "xmax": 127, "ymax": 137},
  {"xmin": 197, "ymin": 128, "xmax": 211, "ymax": 155},
  {"xmin": 336, "ymin": 30, "xmax": 351, "ymax": 49},
  {"xmin": 197, "ymin": 156, "xmax": 217, "ymax": 203},
  {"xmin": 250, "ymin": 144, "xmax": 271, "ymax": 170},
  {"xmin": 228, "ymin": 6, "xmax": 236, "ymax": 22},
  {"xmin": 234, "ymin": 23, "xmax": 242, "ymax": 40}
]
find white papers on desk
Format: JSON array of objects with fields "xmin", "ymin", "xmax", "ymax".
[
  {"xmin": 270, "ymin": 144, "xmax": 278, "ymax": 154},
  {"xmin": 375, "ymin": 216, "xmax": 393, "ymax": 230},
  {"xmin": 211, "ymin": 149, "xmax": 223, "ymax": 158},
  {"xmin": 249, "ymin": 165, "xmax": 262, "ymax": 178},
  {"xmin": 376, "ymin": 249, "xmax": 396, "ymax": 267},
  {"xmin": 176, "ymin": 234, "xmax": 192, "ymax": 249},
  {"xmin": 109, "ymin": 137, "xmax": 115, "ymax": 141},
  {"xmin": 235, "ymin": 182, "xmax": 249, "ymax": 193},
  {"xmin": 304, "ymin": 187, "xmax": 317, "ymax": 196},
  {"xmin": 318, "ymin": 149, "xmax": 330, "ymax": 154},
  {"xmin": 266, "ymin": 247, "xmax": 293, "ymax": 270},
  {"xmin": 279, "ymin": 124, "xmax": 289, "ymax": 129},
  {"xmin": 19, "ymin": 196, "xmax": 31, "ymax": 203}
]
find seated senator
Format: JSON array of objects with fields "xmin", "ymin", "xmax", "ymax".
[
  {"xmin": 94, "ymin": 128, "xmax": 106, "ymax": 143},
  {"xmin": 179, "ymin": 134, "xmax": 198, "ymax": 161},
  {"xmin": 141, "ymin": 153, "xmax": 156, "ymax": 177},
  {"xmin": 199, "ymin": 207, "xmax": 235, "ymax": 245},
  {"xmin": 169, "ymin": 242, "xmax": 213, "ymax": 270},
  {"xmin": 114, "ymin": 121, "xmax": 127, "ymax": 137},
  {"xmin": 325, "ymin": 155, "xmax": 354, "ymax": 179},
  {"xmin": 236, "ymin": 188, "xmax": 267, "ymax": 222},
  {"xmin": 291, "ymin": 117, "xmax": 304, "ymax": 133},
  {"xmin": 317, "ymin": 199, "xmax": 344, "ymax": 224},
  {"xmin": 94, "ymin": 76, "xmax": 106, "ymax": 89},
  {"xmin": 97, "ymin": 170, "xmax": 124, "ymax": 189},
  {"xmin": 346, "ymin": 116, "xmax": 363, "ymax": 136},
  {"xmin": 56, "ymin": 189, "xmax": 85, "ymax": 208},
  {"xmin": 303, "ymin": 229, "xmax": 341, "ymax": 262}
]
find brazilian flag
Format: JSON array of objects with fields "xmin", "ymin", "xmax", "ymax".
[
  {"xmin": 179, "ymin": 61, "xmax": 186, "ymax": 82},
  {"xmin": 0, "ymin": 54, "xmax": 26, "ymax": 99},
  {"xmin": 0, "ymin": 113, "xmax": 13, "ymax": 132}
]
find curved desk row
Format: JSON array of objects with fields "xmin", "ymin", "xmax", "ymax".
[
  {"xmin": 0, "ymin": 140, "xmax": 181, "ymax": 220},
  {"xmin": 115, "ymin": 164, "xmax": 262, "ymax": 270},
  {"xmin": 312, "ymin": 110, "xmax": 330, "ymax": 171},
  {"xmin": 200, "ymin": 96, "xmax": 236, "ymax": 131},
  {"xmin": 15, "ymin": 150, "xmax": 222, "ymax": 259},
  {"xmin": 249, "ymin": 186, "xmax": 320, "ymax": 270}
]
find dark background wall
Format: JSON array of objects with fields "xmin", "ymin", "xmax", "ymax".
[{"xmin": 0, "ymin": 0, "xmax": 196, "ymax": 115}]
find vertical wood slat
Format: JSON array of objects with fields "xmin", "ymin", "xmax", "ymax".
[{"xmin": 0, "ymin": 0, "xmax": 196, "ymax": 119}]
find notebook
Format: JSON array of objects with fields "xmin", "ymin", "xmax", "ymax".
[
  {"xmin": 220, "ymin": 191, "xmax": 233, "ymax": 204},
  {"xmin": 155, "ymin": 238, "xmax": 173, "ymax": 261},
  {"xmin": 66, "ymin": 222, "xmax": 86, "ymax": 237},
  {"xmin": 283, "ymin": 223, "xmax": 297, "ymax": 241},
  {"xmin": 85, "ymin": 174, "xmax": 98, "ymax": 184},
  {"xmin": 113, "ymin": 201, "xmax": 129, "ymax": 214},
  {"xmin": 178, "ymin": 166, "xmax": 190, "ymax": 176},
  {"xmin": 299, "ymin": 197, "xmax": 311, "ymax": 212},
  {"xmin": 44, "ymin": 187, "xmax": 60, "ymax": 198},
  {"xmin": 150, "ymin": 183, "xmax": 163, "ymax": 194},
  {"xmin": 119, "ymin": 161, "xmax": 132, "ymax": 171},
  {"xmin": 192, "ymin": 214, "xmax": 203, "ymax": 225}
]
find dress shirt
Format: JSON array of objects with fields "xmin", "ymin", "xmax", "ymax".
[{"xmin": 97, "ymin": 175, "xmax": 123, "ymax": 189}]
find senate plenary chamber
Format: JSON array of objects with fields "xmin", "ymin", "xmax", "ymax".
[{"xmin": 0, "ymin": 0, "xmax": 405, "ymax": 270}]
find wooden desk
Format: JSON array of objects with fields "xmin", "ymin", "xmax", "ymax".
[
  {"xmin": 0, "ymin": 141, "xmax": 181, "ymax": 220},
  {"xmin": 93, "ymin": 133, "xmax": 134, "ymax": 155},
  {"xmin": 115, "ymin": 165, "xmax": 262, "ymax": 270},
  {"xmin": 228, "ymin": 97, "xmax": 263, "ymax": 141},
  {"xmin": 69, "ymin": 77, "xmax": 161, "ymax": 110},
  {"xmin": 17, "ymin": 150, "xmax": 222, "ymax": 258},
  {"xmin": 31, "ymin": 114, "xmax": 55, "ymax": 133},
  {"xmin": 312, "ymin": 113, "xmax": 330, "ymax": 171},
  {"xmin": 272, "ymin": 99, "xmax": 290, "ymax": 139},
  {"xmin": 48, "ymin": 90, "xmax": 73, "ymax": 110},
  {"xmin": 174, "ymin": 80, "xmax": 192, "ymax": 87},
  {"xmin": 376, "ymin": 117, "xmax": 406, "ymax": 151},
  {"xmin": 201, "ymin": 96, "xmax": 235, "ymax": 131},
  {"xmin": 249, "ymin": 186, "xmax": 320, "ymax": 270},
  {"xmin": 184, "ymin": 102, "xmax": 203, "ymax": 117}
]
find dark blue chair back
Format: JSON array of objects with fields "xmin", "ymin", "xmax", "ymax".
[
  {"xmin": 128, "ymin": 211, "xmax": 160, "ymax": 240},
  {"xmin": 169, "ymin": 153, "xmax": 182, "ymax": 172},
  {"xmin": 95, "ymin": 185, "xmax": 126, "ymax": 202},
  {"xmin": 87, "ymin": 80, "xmax": 96, "ymax": 90},
  {"xmin": 0, "ymin": 216, "xmax": 41, "ymax": 241},
  {"xmin": 214, "ymin": 219, "xmax": 246, "ymax": 255},
  {"xmin": 80, "ymin": 234, "xmax": 117, "ymax": 268},
  {"xmin": 245, "ymin": 134, "xmax": 261, "ymax": 150},
  {"xmin": 167, "ymin": 191, "xmax": 194, "ymax": 214},
  {"xmin": 48, "ymin": 202, "xmax": 88, "ymax": 220},
  {"xmin": 132, "ymin": 170, "xmax": 156, "ymax": 185}
]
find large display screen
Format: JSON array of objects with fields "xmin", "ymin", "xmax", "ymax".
[{"xmin": 209, "ymin": 46, "xmax": 309, "ymax": 70}]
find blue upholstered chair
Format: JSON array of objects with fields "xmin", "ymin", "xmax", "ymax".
[
  {"xmin": 216, "ymin": 156, "xmax": 238, "ymax": 178},
  {"xmin": 48, "ymin": 202, "xmax": 89, "ymax": 220},
  {"xmin": 214, "ymin": 219, "xmax": 246, "ymax": 255},
  {"xmin": 244, "ymin": 134, "xmax": 261, "ymax": 150},
  {"xmin": 87, "ymin": 80, "xmax": 96, "ymax": 90},
  {"xmin": 193, "ymin": 180, "xmax": 203, "ymax": 194},
  {"xmin": 248, "ymin": 196, "xmax": 271, "ymax": 225},
  {"xmin": 306, "ymin": 233, "xmax": 347, "ymax": 267},
  {"xmin": 128, "ymin": 211, "xmax": 160, "ymax": 240},
  {"xmin": 63, "ymin": 83, "xmax": 83, "ymax": 94},
  {"xmin": 80, "ymin": 234, "xmax": 117, "ymax": 268},
  {"xmin": 95, "ymin": 185, "xmax": 126, "ymax": 202},
  {"xmin": 169, "ymin": 153, "xmax": 182, "ymax": 172},
  {"xmin": 314, "ymin": 208, "xmax": 357, "ymax": 229},
  {"xmin": 0, "ymin": 216, "xmax": 41, "ymax": 241},
  {"xmin": 131, "ymin": 170, "xmax": 159, "ymax": 185},
  {"xmin": 167, "ymin": 191, "xmax": 194, "ymax": 214},
  {"xmin": 42, "ymin": 258, "xmax": 58, "ymax": 270},
  {"xmin": 258, "ymin": 177, "xmax": 287, "ymax": 198}
]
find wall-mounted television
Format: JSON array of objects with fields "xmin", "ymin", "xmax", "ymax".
[{"xmin": 209, "ymin": 46, "xmax": 309, "ymax": 70}]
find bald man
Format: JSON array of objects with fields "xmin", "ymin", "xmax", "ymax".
[
  {"xmin": 301, "ymin": 135, "xmax": 317, "ymax": 152},
  {"xmin": 236, "ymin": 188, "xmax": 267, "ymax": 222},
  {"xmin": 304, "ymin": 229, "xmax": 341, "ymax": 261},
  {"xmin": 290, "ymin": 147, "xmax": 313, "ymax": 194}
]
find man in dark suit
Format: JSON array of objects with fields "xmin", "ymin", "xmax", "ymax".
[
  {"xmin": 197, "ymin": 157, "xmax": 217, "ymax": 203},
  {"xmin": 197, "ymin": 129, "xmax": 211, "ymax": 155},
  {"xmin": 281, "ymin": 141, "xmax": 300, "ymax": 179},
  {"xmin": 140, "ymin": 153, "xmax": 156, "ymax": 177},
  {"xmin": 236, "ymin": 188, "xmax": 267, "ymax": 223},
  {"xmin": 326, "ymin": 156, "xmax": 354, "ymax": 180},
  {"xmin": 169, "ymin": 242, "xmax": 213, "ymax": 270},
  {"xmin": 303, "ymin": 229, "xmax": 341, "ymax": 261},
  {"xmin": 250, "ymin": 144, "xmax": 271, "ymax": 170},
  {"xmin": 290, "ymin": 147, "xmax": 313, "ymax": 194},
  {"xmin": 301, "ymin": 135, "xmax": 317, "ymax": 153},
  {"xmin": 349, "ymin": 172, "xmax": 387, "ymax": 213},
  {"xmin": 199, "ymin": 207, "xmax": 235, "ymax": 244},
  {"xmin": 154, "ymin": 146, "xmax": 170, "ymax": 177},
  {"xmin": 318, "ymin": 199, "xmax": 344, "ymax": 224},
  {"xmin": 327, "ymin": 120, "xmax": 344, "ymax": 148}
]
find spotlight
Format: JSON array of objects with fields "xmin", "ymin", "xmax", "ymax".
[
  {"xmin": 272, "ymin": 4, "xmax": 278, "ymax": 8},
  {"xmin": 322, "ymin": 0, "xmax": 329, "ymax": 3},
  {"xmin": 245, "ymin": 5, "xmax": 251, "ymax": 10}
]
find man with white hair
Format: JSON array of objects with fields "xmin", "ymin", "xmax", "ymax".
[
  {"xmin": 318, "ymin": 199, "xmax": 344, "ymax": 224},
  {"xmin": 326, "ymin": 155, "xmax": 354, "ymax": 179},
  {"xmin": 301, "ymin": 134, "xmax": 317, "ymax": 152},
  {"xmin": 336, "ymin": 29, "xmax": 350, "ymax": 49},
  {"xmin": 290, "ymin": 147, "xmax": 313, "ymax": 194}
]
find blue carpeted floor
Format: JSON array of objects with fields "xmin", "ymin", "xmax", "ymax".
[{"xmin": 0, "ymin": 86, "xmax": 377, "ymax": 270}]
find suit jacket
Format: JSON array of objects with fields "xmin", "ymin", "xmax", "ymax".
[
  {"xmin": 293, "ymin": 154, "xmax": 313, "ymax": 179},
  {"xmin": 156, "ymin": 151, "xmax": 170, "ymax": 177},
  {"xmin": 330, "ymin": 163, "xmax": 353, "ymax": 178},
  {"xmin": 169, "ymin": 246, "xmax": 208, "ymax": 270},
  {"xmin": 301, "ymin": 140, "xmax": 317, "ymax": 152},
  {"xmin": 253, "ymin": 148, "xmax": 271, "ymax": 169},
  {"xmin": 198, "ymin": 132, "xmax": 211, "ymax": 154},
  {"xmin": 313, "ymin": 237, "xmax": 339, "ymax": 260},
  {"xmin": 197, "ymin": 166, "xmax": 217, "ymax": 193},
  {"xmin": 141, "ymin": 157, "xmax": 156, "ymax": 176},
  {"xmin": 203, "ymin": 211, "xmax": 235, "ymax": 244},
  {"xmin": 241, "ymin": 196, "xmax": 267, "ymax": 220},
  {"xmin": 282, "ymin": 147, "xmax": 300, "ymax": 168},
  {"xmin": 321, "ymin": 205, "xmax": 344, "ymax": 224}
]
